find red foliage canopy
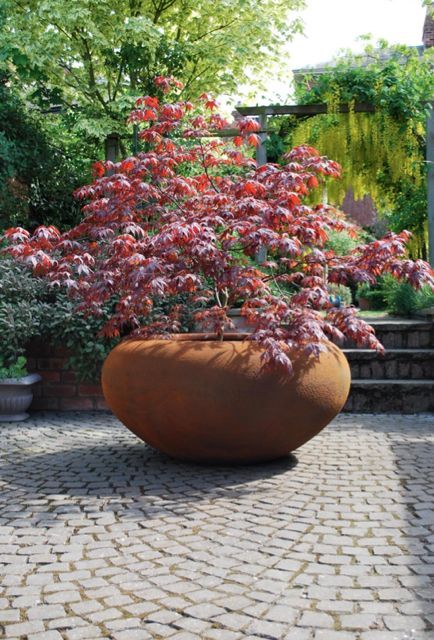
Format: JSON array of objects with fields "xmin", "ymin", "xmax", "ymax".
[{"xmin": 3, "ymin": 77, "xmax": 434, "ymax": 374}]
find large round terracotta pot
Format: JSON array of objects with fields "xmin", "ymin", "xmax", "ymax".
[{"xmin": 101, "ymin": 335, "xmax": 351, "ymax": 464}]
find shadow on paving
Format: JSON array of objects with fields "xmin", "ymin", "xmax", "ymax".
[
  {"xmin": 1, "ymin": 426, "xmax": 298, "ymax": 524},
  {"xmin": 391, "ymin": 434, "xmax": 434, "ymax": 633}
]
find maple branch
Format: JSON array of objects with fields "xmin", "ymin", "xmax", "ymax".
[
  {"xmin": 197, "ymin": 140, "xmax": 219, "ymax": 193},
  {"xmin": 152, "ymin": 182, "xmax": 188, "ymax": 216}
]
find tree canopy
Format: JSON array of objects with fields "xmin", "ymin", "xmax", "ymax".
[{"xmin": 1, "ymin": 0, "xmax": 305, "ymax": 150}]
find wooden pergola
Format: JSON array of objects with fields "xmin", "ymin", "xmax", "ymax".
[{"xmin": 236, "ymin": 102, "xmax": 434, "ymax": 266}]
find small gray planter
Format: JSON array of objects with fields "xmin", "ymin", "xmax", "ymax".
[{"xmin": 0, "ymin": 374, "xmax": 42, "ymax": 421}]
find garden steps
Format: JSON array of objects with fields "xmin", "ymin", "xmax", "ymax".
[
  {"xmin": 343, "ymin": 348, "xmax": 434, "ymax": 380},
  {"xmin": 345, "ymin": 318, "xmax": 434, "ymax": 348},
  {"xmin": 343, "ymin": 318, "xmax": 434, "ymax": 413}
]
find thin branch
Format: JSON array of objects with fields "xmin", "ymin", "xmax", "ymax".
[
  {"xmin": 152, "ymin": 0, "xmax": 178, "ymax": 24},
  {"xmin": 112, "ymin": 58, "xmax": 125, "ymax": 101},
  {"xmin": 79, "ymin": 34, "xmax": 109, "ymax": 110},
  {"xmin": 152, "ymin": 181, "xmax": 189, "ymax": 216},
  {"xmin": 190, "ymin": 18, "xmax": 238, "ymax": 43},
  {"xmin": 182, "ymin": 61, "xmax": 214, "ymax": 96},
  {"xmin": 198, "ymin": 140, "xmax": 219, "ymax": 193}
]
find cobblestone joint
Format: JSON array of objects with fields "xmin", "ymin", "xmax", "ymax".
[{"xmin": 0, "ymin": 411, "xmax": 433, "ymax": 639}]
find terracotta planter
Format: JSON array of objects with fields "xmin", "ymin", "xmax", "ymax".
[
  {"xmin": 102, "ymin": 336, "xmax": 350, "ymax": 463},
  {"xmin": 0, "ymin": 374, "xmax": 42, "ymax": 421}
]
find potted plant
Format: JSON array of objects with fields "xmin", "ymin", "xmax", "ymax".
[
  {"xmin": 3, "ymin": 77, "xmax": 434, "ymax": 459},
  {"xmin": 0, "ymin": 356, "xmax": 42, "ymax": 421},
  {"xmin": 0, "ymin": 257, "xmax": 45, "ymax": 420}
]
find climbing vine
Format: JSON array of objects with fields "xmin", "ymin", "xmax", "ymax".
[
  {"xmin": 291, "ymin": 109, "xmax": 424, "ymax": 208},
  {"xmin": 278, "ymin": 42, "xmax": 434, "ymax": 257}
]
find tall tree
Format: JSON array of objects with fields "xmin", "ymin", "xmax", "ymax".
[{"xmin": 1, "ymin": 0, "xmax": 305, "ymax": 158}]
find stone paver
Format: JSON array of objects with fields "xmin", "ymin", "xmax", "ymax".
[{"xmin": 0, "ymin": 411, "xmax": 433, "ymax": 640}]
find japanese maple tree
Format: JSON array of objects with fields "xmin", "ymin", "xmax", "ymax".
[{"xmin": 3, "ymin": 76, "xmax": 434, "ymax": 375}]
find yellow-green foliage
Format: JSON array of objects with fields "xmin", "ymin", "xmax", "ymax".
[
  {"xmin": 291, "ymin": 109, "xmax": 423, "ymax": 209},
  {"xmin": 289, "ymin": 42, "xmax": 433, "ymax": 258}
]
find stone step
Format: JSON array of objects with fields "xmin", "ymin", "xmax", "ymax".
[
  {"xmin": 345, "ymin": 319, "xmax": 433, "ymax": 349},
  {"xmin": 343, "ymin": 348, "xmax": 434, "ymax": 380},
  {"xmin": 344, "ymin": 379, "xmax": 434, "ymax": 413}
]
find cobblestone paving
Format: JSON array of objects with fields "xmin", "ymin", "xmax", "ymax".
[{"xmin": 0, "ymin": 412, "xmax": 433, "ymax": 640}]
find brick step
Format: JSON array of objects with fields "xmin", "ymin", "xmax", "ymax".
[
  {"xmin": 345, "ymin": 319, "xmax": 433, "ymax": 349},
  {"xmin": 343, "ymin": 348, "xmax": 434, "ymax": 380},
  {"xmin": 344, "ymin": 379, "xmax": 434, "ymax": 413}
]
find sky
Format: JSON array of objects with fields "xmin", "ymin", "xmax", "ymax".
[{"xmin": 245, "ymin": 0, "xmax": 428, "ymax": 104}]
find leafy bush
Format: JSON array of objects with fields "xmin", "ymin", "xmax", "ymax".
[
  {"xmin": 356, "ymin": 282, "xmax": 388, "ymax": 310},
  {"xmin": 382, "ymin": 277, "xmax": 434, "ymax": 316},
  {"xmin": 357, "ymin": 275, "xmax": 434, "ymax": 316},
  {"xmin": 325, "ymin": 230, "xmax": 360, "ymax": 256},
  {"xmin": 0, "ymin": 256, "xmax": 193, "ymax": 382},
  {"xmin": 0, "ymin": 76, "xmax": 89, "ymax": 231},
  {"xmin": 0, "ymin": 256, "xmax": 50, "ymax": 367},
  {"xmin": 0, "ymin": 256, "xmax": 119, "ymax": 380},
  {"xmin": 46, "ymin": 294, "xmax": 119, "ymax": 382}
]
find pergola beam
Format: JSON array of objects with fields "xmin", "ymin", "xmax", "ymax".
[
  {"xmin": 235, "ymin": 103, "xmax": 377, "ymax": 168},
  {"xmin": 236, "ymin": 102, "xmax": 375, "ymax": 117}
]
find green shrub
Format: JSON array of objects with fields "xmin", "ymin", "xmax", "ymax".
[
  {"xmin": 357, "ymin": 275, "xmax": 434, "ymax": 316},
  {"xmin": 325, "ymin": 230, "xmax": 360, "ymax": 256},
  {"xmin": 382, "ymin": 277, "xmax": 434, "ymax": 316},
  {"xmin": 0, "ymin": 256, "xmax": 198, "ymax": 381},
  {"xmin": 0, "ymin": 256, "xmax": 50, "ymax": 367},
  {"xmin": 0, "ymin": 257, "xmax": 114, "ymax": 380},
  {"xmin": 46, "ymin": 294, "xmax": 119, "ymax": 382},
  {"xmin": 356, "ymin": 282, "xmax": 388, "ymax": 310},
  {"xmin": 0, "ymin": 256, "xmax": 190, "ymax": 381}
]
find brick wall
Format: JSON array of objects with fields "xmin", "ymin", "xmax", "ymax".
[
  {"xmin": 423, "ymin": 4, "xmax": 434, "ymax": 48},
  {"xmin": 27, "ymin": 339, "xmax": 107, "ymax": 411}
]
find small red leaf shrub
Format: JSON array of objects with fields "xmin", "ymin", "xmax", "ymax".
[{"xmin": 3, "ymin": 77, "xmax": 434, "ymax": 375}]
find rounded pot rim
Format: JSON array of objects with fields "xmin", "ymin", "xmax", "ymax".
[
  {"xmin": 125, "ymin": 332, "xmax": 251, "ymax": 343},
  {"xmin": 0, "ymin": 373, "xmax": 42, "ymax": 385}
]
